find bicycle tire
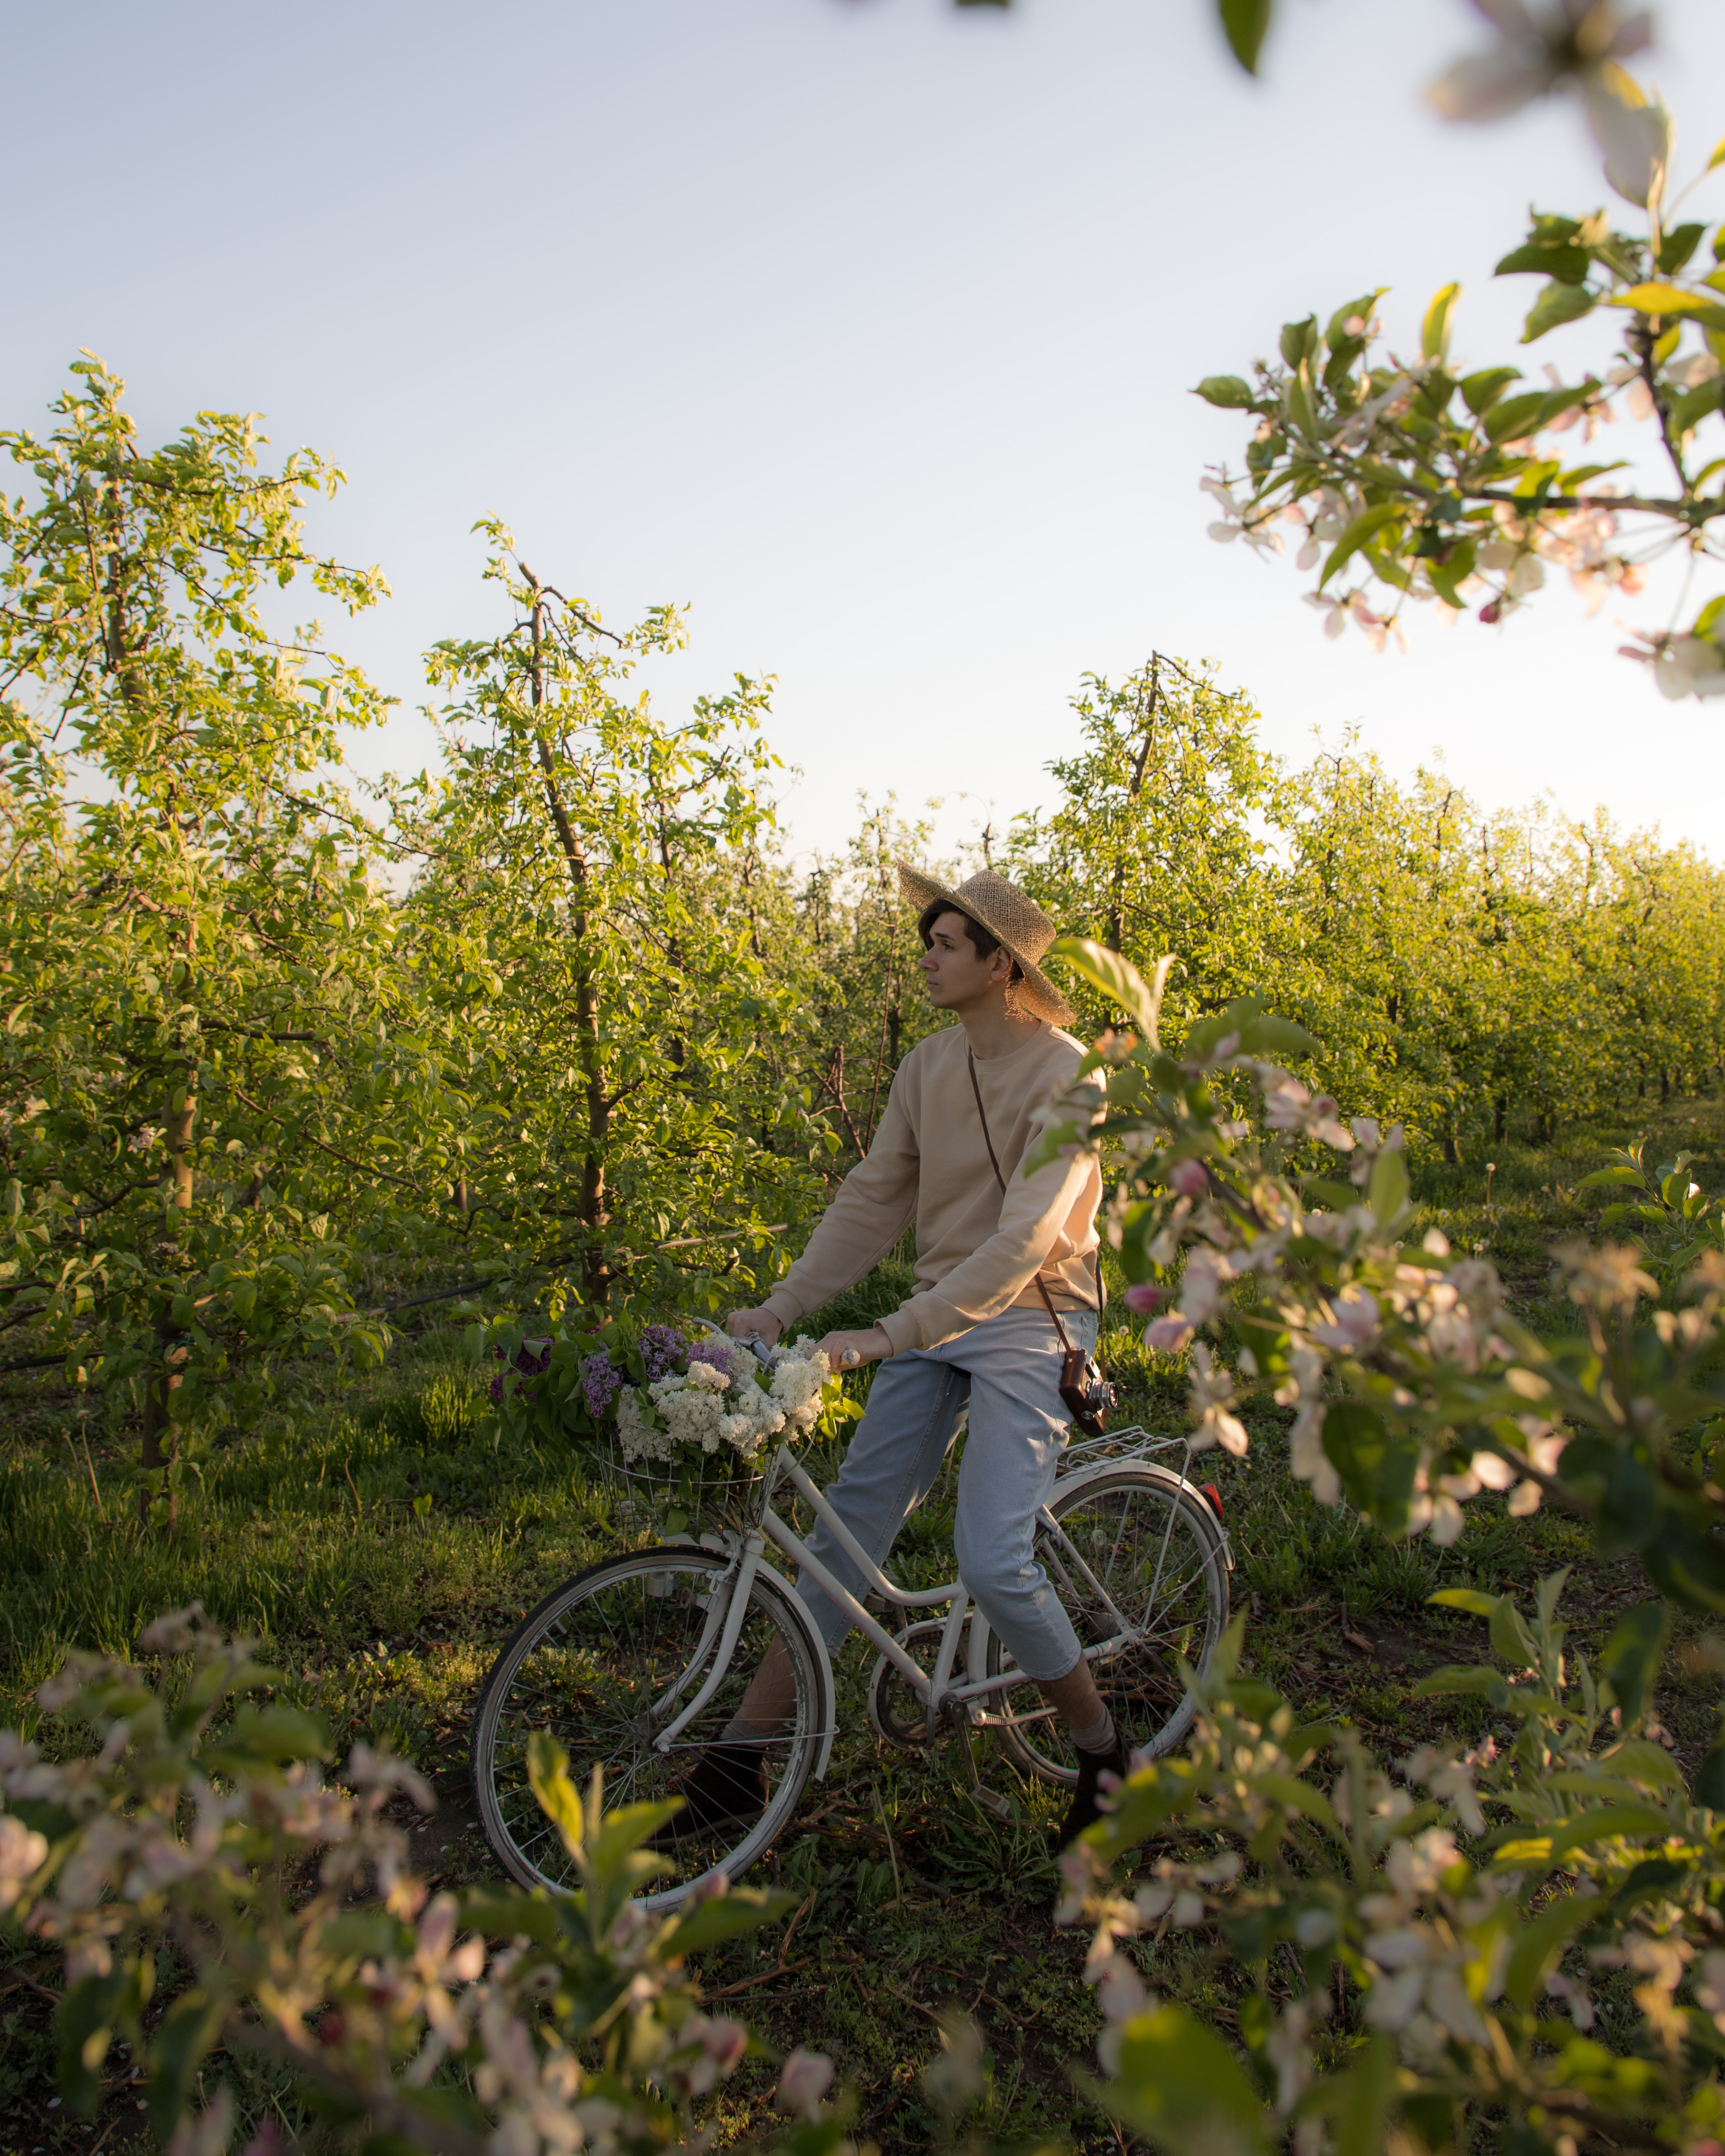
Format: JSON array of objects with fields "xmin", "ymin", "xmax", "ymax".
[
  {"xmin": 984, "ymin": 1463, "xmax": 1229, "ymax": 1786},
  {"xmin": 470, "ymin": 1545, "xmax": 830, "ymax": 1910}
]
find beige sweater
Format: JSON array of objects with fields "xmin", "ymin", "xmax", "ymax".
[{"xmin": 763, "ymin": 1021, "xmax": 1101, "ymax": 1356}]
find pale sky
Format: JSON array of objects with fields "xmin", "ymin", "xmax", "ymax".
[{"xmin": 5, "ymin": 0, "xmax": 1722, "ymax": 873}]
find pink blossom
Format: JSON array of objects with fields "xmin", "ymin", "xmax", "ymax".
[
  {"xmin": 1122, "ymin": 1282, "xmax": 1166, "ymax": 1314},
  {"xmin": 701, "ymin": 2016, "xmax": 748, "ymax": 2071},
  {"xmin": 777, "ymin": 2048, "xmax": 835, "ymax": 2117},
  {"xmin": 1144, "ymin": 1316, "xmax": 1195, "ymax": 1354},
  {"xmin": 1309, "ymin": 1289, "xmax": 1381, "ymax": 1352},
  {"xmin": 1178, "ymin": 1247, "xmax": 1233, "ymax": 1325},
  {"xmin": 1167, "ymin": 1158, "xmax": 1209, "ymax": 1197}
]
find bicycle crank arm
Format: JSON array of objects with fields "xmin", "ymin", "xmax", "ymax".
[{"xmin": 944, "ymin": 1702, "xmax": 1013, "ymax": 1821}]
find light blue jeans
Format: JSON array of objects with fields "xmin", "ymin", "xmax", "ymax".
[{"xmin": 794, "ymin": 1304, "xmax": 1100, "ymax": 1683}]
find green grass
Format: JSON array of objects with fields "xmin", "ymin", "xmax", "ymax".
[{"xmin": 4, "ymin": 1092, "xmax": 1725, "ymax": 2154}]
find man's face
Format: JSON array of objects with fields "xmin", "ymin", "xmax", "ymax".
[{"xmin": 920, "ymin": 910, "xmax": 1010, "ymax": 1011}]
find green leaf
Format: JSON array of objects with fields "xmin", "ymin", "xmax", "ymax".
[
  {"xmin": 1195, "ymin": 375, "xmax": 1257, "ymax": 409},
  {"xmin": 1215, "ymin": 0, "xmax": 1273, "ymax": 73},
  {"xmin": 1319, "ymin": 504, "xmax": 1404, "ymax": 589},
  {"xmin": 1547, "ymin": 1803, "xmax": 1671, "ymax": 1858},
  {"xmin": 1461, "ymin": 366, "xmax": 1522, "ymax": 416},
  {"xmin": 459, "ymin": 1887, "xmax": 564, "ymax": 1943},
  {"xmin": 1424, "ymin": 536, "xmax": 1477, "ymax": 608},
  {"xmin": 1329, "ymin": 2033, "xmax": 1395, "ymax": 2156},
  {"xmin": 1429, "ymin": 1587, "xmax": 1498, "ymax": 1617},
  {"xmin": 1504, "ymin": 1895, "xmax": 1604, "ymax": 2009},
  {"xmin": 1324, "ymin": 294, "xmax": 1382, "ymax": 353},
  {"xmin": 1286, "ymin": 360, "xmax": 1319, "ymax": 440},
  {"xmin": 1611, "ymin": 282, "xmax": 1725, "ymax": 330},
  {"xmin": 1658, "ymin": 222, "xmax": 1710, "ymax": 275},
  {"xmin": 1050, "ymin": 938, "xmax": 1173, "ymax": 1045},
  {"xmin": 660, "ymin": 1885, "xmax": 797, "ymax": 1955},
  {"xmin": 1489, "ymin": 1597, "xmax": 1539, "ymax": 1669},
  {"xmin": 1321, "ymin": 1399, "xmax": 1415, "ymax": 1534},
  {"xmin": 1368, "ymin": 1146, "xmax": 1409, "ymax": 1226},
  {"xmin": 1279, "ymin": 315, "xmax": 1318, "ymax": 370},
  {"xmin": 1100, "ymin": 2003, "xmax": 1269, "ymax": 2154},
  {"xmin": 1603, "ymin": 1738, "xmax": 1685, "ymax": 1791},
  {"xmin": 1668, "ymin": 377, "xmax": 1725, "ymax": 434},
  {"xmin": 1522, "ymin": 280, "xmax": 1596, "ymax": 342},
  {"xmin": 1694, "ymin": 1740, "xmax": 1725, "ymax": 1809},
  {"xmin": 1708, "ymin": 134, "xmax": 1725, "ymax": 176},
  {"xmin": 1577, "ymin": 1165, "xmax": 1646, "ymax": 1189},
  {"xmin": 1482, "ymin": 391, "xmax": 1551, "ymax": 444},
  {"xmin": 1496, "ymin": 241, "xmax": 1590, "ymax": 284},
  {"xmin": 147, "ymin": 1991, "xmax": 226, "ymax": 2138},
  {"xmin": 526, "ymin": 1729, "xmax": 587, "ymax": 1859},
  {"xmin": 1598, "ymin": 1601, "xmax": 1670, "ymax": 1724},
  {"xmin": 1421, "ymin": 282, "xmax": 1460, "ymax": 361},
  {"xmin": 1233, "ymin": 1013, "xmax": 1320, "ymax": 1058},
  {"xmin": 204, "ymin": 1704, "xmax": 331, "ymax": 1769},
  {"xmin": 1413, "ymin": 1664, "xmax": 1503, "ymax": 1698}
]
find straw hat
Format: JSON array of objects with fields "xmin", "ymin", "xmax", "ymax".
[{"xmin": 897, "ymin": 862, "xmax": 1074, "ymax": 1028}]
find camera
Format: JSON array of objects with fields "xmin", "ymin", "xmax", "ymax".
[{"xmin": 1059, "ymin": 1352, "xmax": 1120, "ymax": 1438}]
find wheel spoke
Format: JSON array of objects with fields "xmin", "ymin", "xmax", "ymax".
[
  {"xmin": 472, "ymin": 1552, "xmax": 821, "ymax": 1909},
  {"xmin": 991, "ymin": 1471, "xmax": 1227, "ymax": 1780}
]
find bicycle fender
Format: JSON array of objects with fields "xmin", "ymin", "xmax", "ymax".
[{"xmin": 1053, "ymin": 1457, "xmax": 1235, "ymax": 1569}]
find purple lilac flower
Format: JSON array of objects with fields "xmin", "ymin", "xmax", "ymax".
[
  {"xmin": 686, "ymin": 1339, "xmax": 736, "ymax": 1384},
  {"xmin": 513, "ymin": 1339, "xmax": 552, "ymax": 1378},
  {"xmin": 487, "ymin": 1374, "xmax": 504, "ymax": 1404},
  {"xmin": 582, "ymin": 1350, "xmax": 624, "ymax": 1418},
  {"xmin": 638, "ymin": 1324, "xmax": 688, "ymax": 1381}
]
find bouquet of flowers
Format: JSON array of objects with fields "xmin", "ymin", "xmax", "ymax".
[{"xmin": 482, "ymin": 1314, "xmax": 841, "ymax": 1480}]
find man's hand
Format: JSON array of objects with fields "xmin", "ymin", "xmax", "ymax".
[
  {"xmin": 816, "ymin": 1325, "xmax": 892, "ymax": 1373},
  {"xmin": 726, "ymin": 1306, "xmax": 783, "ymax": 1348}
]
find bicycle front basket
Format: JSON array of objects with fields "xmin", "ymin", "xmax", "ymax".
[{"xmin": 589, "ymin": 1428, "xmax": 766, "ymax": 1534}]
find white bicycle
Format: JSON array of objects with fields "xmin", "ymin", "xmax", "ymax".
[{"xmin": 470, "ymin": 1396, "xmax": 1232, "ymax": 1911}]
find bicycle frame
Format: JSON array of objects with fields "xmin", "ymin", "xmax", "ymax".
[{"xmin": 649, "ymin": 1423, "xmax": 1223, "ymax": 1762}]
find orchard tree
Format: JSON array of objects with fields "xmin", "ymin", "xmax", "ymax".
[
  {"xmin": 0, "ymin": 359, "xmax": 459, "ymax": 1516},
  {"xmin": 1006, "ymin": 653, "xmax": 1276, "ymax": 1039},
  {"xmin": 791, "ymin": 795, "xmax": 948, "ymax": 1168},
  {"xmin": 1196, "ymin": 52, "xmax": 1725, "ymax": 694},
  {"xmin": 397, "ymin": 532, "xmax": 831, "ymax": 1313}
]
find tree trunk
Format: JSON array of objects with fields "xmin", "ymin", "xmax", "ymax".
[
  {"xmin": 1105, "ymin": 654, "xmax": 1162, "ymax": 953},
  {"xmin": 140, "ymin": 1060, "xmax": 195, "ymax": 1524},
  {"xmin": 520, "ymin": 575, "xmax": 612, "ymax": 1306},
  {"xmin": 1494, "ymin": 1094, "xmax": 1507, "ymax": 1144}
]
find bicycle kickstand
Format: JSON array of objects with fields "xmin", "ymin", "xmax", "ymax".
[{"xmin": 943, "ymin": 1701, "xmax": 1012, "ymax": 1821}]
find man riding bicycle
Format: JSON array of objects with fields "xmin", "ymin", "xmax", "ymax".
[{"xmin": 677, "ymin": 863, "xmax": 1125, "ymax": 1852}]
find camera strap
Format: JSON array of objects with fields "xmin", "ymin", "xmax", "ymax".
[{"xmin": 965, "ymin": 1046, "xmax": 1089, "ymax": 1354}]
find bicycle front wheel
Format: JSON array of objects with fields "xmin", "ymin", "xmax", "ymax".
[
  {"xmin": 984, "ymin": 1464, "xmax": 1229, "ymax": 1786},
  {"xmin": 470, "ymin": 1547, "xmax": 829, "ymax": 1910}
]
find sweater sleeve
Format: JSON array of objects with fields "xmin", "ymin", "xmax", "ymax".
[
  {"xmin": 874, "ymin": 1133, "xmax": 1094, "ymax": 1355},
  {"xmin": 761, "ymin": 1062, "xmax": 920, "ymax": 1329}
]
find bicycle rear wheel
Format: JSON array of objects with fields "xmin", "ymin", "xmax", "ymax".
[
  {"xmin": 470, "ymin": 1546, "xmax": 829, "ymax": 1910},
  {"xmin": 984, "ymin": 1464, "xmax": 1229, "ymax": 1786}
]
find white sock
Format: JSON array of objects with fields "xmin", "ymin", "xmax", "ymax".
[{"xmin": 1071, "ymin": 1705, "xmax": 1117, "ymax": 1757}]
